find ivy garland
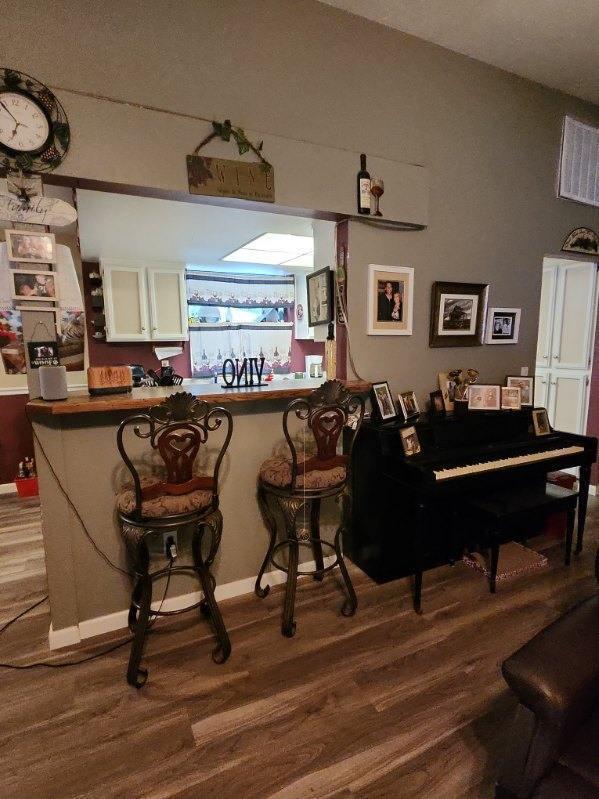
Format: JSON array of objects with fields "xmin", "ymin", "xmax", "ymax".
[{"xmin": 193, "ymin": 119, "xmax": 272, "ymax": 172}]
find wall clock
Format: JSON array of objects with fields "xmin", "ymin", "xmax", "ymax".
[{"xmin": 0, "ymin": 68, "xmax": 70, "ymax": 173}]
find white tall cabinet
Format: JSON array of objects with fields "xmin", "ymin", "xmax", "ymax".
[
  {"xmin": 101, "ymin": 259, "xmax": 188, "ymax": 342},
  {"xmin": 535, "ymin": 260, "xmax": 597, "ymax": 434}
]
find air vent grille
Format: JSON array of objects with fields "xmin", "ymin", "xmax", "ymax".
[{"xmin": 558, "ymin": 116, "xmax": 599, "ymax": 207}]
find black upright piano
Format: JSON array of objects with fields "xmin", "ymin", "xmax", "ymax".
[{"xmin": 346, "ymin": 409, "xmax": 597, "ymax": 596}]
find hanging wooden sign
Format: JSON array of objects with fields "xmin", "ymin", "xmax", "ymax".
[
  {"xmin": 187, "ymin": 119, "xmax": 274, "ymax": 203},
  {"xmin": 187, "ymin": 155, "xmax": 274, "ymax": 202}
]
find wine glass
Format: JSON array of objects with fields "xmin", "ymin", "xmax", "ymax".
[{"xmin": 370, "ymin": 178, "xmax": 384, "ymax": 216}]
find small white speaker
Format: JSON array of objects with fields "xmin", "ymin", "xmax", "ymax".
[{"xmin": 39, "ymin": 366, "xmax": 68, "ymax": 401}]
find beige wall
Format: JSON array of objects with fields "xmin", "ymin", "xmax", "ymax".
[{"xmin": 2, "ymin": 0, "xmax": 599, "ymax": 401}]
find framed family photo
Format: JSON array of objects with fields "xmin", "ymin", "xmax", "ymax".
[
  {"xmin": 6, "ymin": 229, "xmax": 56, "ymax": 264},
  {"xmin": 367, "ymin": 264, "xmax": 414, "ymax": 336},
  {"xmin": 468, "ymin": 384, "xmax": 501, "ymax": 411},
  {"xmin": 371, "ymin": 380, "xmax": 397, "ymax": 421},
  {"xmin": 438, "ymin": 372, "xmax": 456, "ymax": 412},
  {"xmin": 501, "ymin": 386, "xmax": 522, "ymax": 410},
  {"xmin": 429, "ymin": 390, "xmax": 446, "ymax": 417},
  {"xmin": 429, "ymin": 281, "xmax": 488, "ymax": 348},
  {"xmin": 506, "ymin": 375, "xmax": 534, "ymax": 406},
  {"xmin": 400, "ymin": 425, "xmax": 421, "ymax": 457},
  {"xmin": 11, "ymin": 270, "xmax": 58, "ymax": 302},
  {"xmin": 532, "ymin": 408, "xmax": 551, "ymax": 436},
  {"xmin": 398, "ymin": 390, "xmax": 419, "ymax": 420},
  {"xmin": 306, "ymin": 267, "xmax": 334, "ymax": 327},
  {"xmin": 486, "ymin": 307, "xmax": 521, "ymax": 344}
]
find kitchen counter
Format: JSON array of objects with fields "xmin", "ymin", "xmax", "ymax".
[{"xmin": 27, "ymin": 378, "xmax": 371, "ymax": 416}]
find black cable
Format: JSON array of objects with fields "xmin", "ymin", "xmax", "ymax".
[
  {"xmin": 24, "ymin": 406, "xmax": 133, "ymax": 577},
  {"xmin": 0, "ymin": 559, "xmax": 174, "ymax": 671}
]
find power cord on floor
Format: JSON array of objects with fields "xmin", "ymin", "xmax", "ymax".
[{"xmin": 0, "ymin": 559, "xmax": 174, "ymax": 670}]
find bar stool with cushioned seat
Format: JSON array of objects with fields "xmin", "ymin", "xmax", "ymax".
[
  {"xmin": 116, "ymin": 391, "xmax": 232, "ymax": 687},
  {"xmin": 255, "ymin": 380, "xmax": 365, "ymax": 637}
]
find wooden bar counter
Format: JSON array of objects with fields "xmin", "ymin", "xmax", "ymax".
[{"xmin": 28, "ymin": 379, "xmax": 369, "ymax": 647}]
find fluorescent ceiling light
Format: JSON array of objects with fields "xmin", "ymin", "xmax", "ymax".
[
  {"xmin": 223, "ymin": 233, "xmax": 313, "ymax": 265},
  {"xmin": 281, "ymin": 253, "xmax": 314, "ymax": 267}
]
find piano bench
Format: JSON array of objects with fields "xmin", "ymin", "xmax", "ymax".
[{"xmin": 464, "ymin": 483, "xmax": 579, "ymax": 594}]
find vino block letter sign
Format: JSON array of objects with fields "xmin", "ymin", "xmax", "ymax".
[{"xmin": 187, "ymin": 155, "xmax": 275, "ymax": 203}]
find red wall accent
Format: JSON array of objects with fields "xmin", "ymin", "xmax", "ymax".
[
  {"xmin": 0, "ymin": 393, "xmax": 33, "ymax": 484},
  {"xmin": 587, "ymin": 297, "xmax": 599, "ymax": 486}
]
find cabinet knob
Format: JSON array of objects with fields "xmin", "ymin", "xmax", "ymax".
[
  {"xmin": 152, "ymin": 326, "xmax": 157, "ymax": 331},
  {"xmin": 141, "ymin": 327, "xmax": 146, "ymax": 332}
]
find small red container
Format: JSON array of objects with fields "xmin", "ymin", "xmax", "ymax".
[{"xmin": 15, "ymin": 477, "xmax": 39, "ymax": 498}]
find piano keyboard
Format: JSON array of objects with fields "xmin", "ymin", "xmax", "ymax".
[{"xmin": 433, "ymin": 445, "xmax": 585, "ymax": 481}]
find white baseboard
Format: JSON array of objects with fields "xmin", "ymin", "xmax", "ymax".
[
  {"xmin": 49, "ymin": 555, "xmax": 335, "ymax": 650},
  {"xmin": 0, "ymin": 483, "xmax": 17, "ymax": 496}
]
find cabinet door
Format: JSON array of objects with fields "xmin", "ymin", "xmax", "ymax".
[
  {"xmin": 551, "ymin": 262, "xmax": 597, "ymax": 370},
  {"xmin": 549, "ymin": 371, "xmax": 589, "ymax": 434},
  {"xmin": 534, "ymin": 369, "xmax": 550, "ymax": 409},
  {"xmin": 147, "ymin": 267, "xmax": 189, "ymax": 341},
  {"xmin": 102, "ymin": 263, "xmax": 149, "ymax": 342},
  {"xmin": 536, "ymin": 266, "xmax": 558, "ymax": 368}
]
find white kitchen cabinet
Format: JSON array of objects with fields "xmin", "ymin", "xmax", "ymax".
[
  {"xmin": 147, "ymin": 267, "xmax": 188, "ymax": 341},
  {"xmin": 535, "ymin": 259, "xmax": 597, "ymax": 436},
  {"xmin": 101, "ymin": 260, "xmax": 188, "ymax": 343}
]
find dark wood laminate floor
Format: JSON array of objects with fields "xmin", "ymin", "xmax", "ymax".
[{"xmin": 0, "ymin": 493, "xmax": 597, "ymax": 799}]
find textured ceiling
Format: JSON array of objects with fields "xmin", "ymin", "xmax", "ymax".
[{"xmin": 319, "ymin": 0, "xmax": 599, "ymax": 105}]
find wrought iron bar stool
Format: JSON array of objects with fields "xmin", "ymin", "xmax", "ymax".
[
  {"xmin": 255, "ymin": 380, "xmax": 365, "ymax": 636},
  {"xmin": 116, "ymin": 391, "xmax": 233, "ymax": 687}
]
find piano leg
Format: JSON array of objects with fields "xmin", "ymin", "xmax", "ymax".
[
  {"xmin": 412, "ymin": 500, "xmax": 427, "ymax": 614},
  {"xmin": 565, "ymin": 508, "xmax": 575, "ymax": 566},
  {"xmin": 575, "ymin": 464, "xmax": 591, "ymax": 555}
]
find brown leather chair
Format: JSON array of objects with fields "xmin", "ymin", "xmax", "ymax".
[{"xmin": 495, "ymin": 593, "xmax": 599, "ymax": 798}]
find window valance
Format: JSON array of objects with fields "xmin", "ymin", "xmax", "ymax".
[{"xmin": 186, "ymin": 271, "xmax": 294, "ymax": 308}]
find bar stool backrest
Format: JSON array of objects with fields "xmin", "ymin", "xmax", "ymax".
[
  {"xmin": 282, "ymin": 379, "xmax": 365, "ymax": 491},
  {"xmin": 117, "ymin": 391, "xmax": 233, "ymax": 519}
]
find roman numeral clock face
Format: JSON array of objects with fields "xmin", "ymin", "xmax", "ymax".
[{"xmin": 0, "ymin": 91, "xmax": 50, "ymax": 152}]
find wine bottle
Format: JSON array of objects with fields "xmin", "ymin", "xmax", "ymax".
[{"xmin": 356, "ymin": 153, "xmax": 371, "ymax": 215}]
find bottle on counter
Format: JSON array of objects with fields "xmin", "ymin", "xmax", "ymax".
[
  {"xmin": 325, "ymin": 322, "xmax": 336, "ymax": 380},
  {"xmin": 356, "ymin": 153, "xmax": 371, "ymax": 215}
]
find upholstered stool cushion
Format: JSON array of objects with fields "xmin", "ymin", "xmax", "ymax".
[
  {"xmin": 259, "ymin": 456, "xmax": 346, "ymax": 489},
  {"xmin": 117, "ymin": 476, "xmax": 213, "ymax": 518}
]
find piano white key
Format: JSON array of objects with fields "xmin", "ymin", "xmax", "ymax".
[{"xmin": 433, "ymin": 446, "xmax": 584, "ymax": 480}]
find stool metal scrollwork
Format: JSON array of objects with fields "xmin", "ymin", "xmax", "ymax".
[
  {"xmin": 256, "ymin": 380, "xmax": 365, "ymax": 637},
  {"xmin": 116, "ymin": 392, "xmax": 233, "ymax": 687}
]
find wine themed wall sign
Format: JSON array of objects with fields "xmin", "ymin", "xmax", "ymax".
[{"xmin": 221, "ymin": 357, "xmax": 266, "ymax": 388}]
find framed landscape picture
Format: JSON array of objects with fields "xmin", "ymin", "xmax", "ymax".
[
  {"xmin": 486, "ymin": 307, "xmax": 521, "ymax": 344},
  {"xmin": 429, "ymin": 281, "xmax": 488, "ymax": 348},
  {"xmin": 367, "ymin": 264, "xmax": 414, "ymax": 336}
]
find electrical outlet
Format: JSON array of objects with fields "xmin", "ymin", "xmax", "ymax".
[{"xmin": 163, "ymin": 531, "xmax": 178, "ymax": 558}]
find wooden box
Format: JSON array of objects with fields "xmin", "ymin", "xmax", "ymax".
[{"xmin": 87, "ymin": 365, "xmax": 132, "ymax": 396}]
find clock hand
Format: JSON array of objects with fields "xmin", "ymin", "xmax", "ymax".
[{"xmin": 0, "ymin": 100, "xmax": 18, "ymax": 124}]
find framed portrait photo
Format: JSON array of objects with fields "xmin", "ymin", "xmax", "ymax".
[
  {"xmin": 429, "ymin": 390, "xmax": 446, "ymax": 417},
  {"xmin": 501, "ymin": 386, "xmax": 522, "ymax": 410},
  {"xmin": 438, "ymin": 372, "xmax": 456, "ymax": 412},
  {"xmin": 6, "ymin": 229, "xmax": 56, "ymax": 264},
  {"xmin": 398, "ymin": 390, "xmax": 419, "ymax": 420},
  {"xmin": 532, "ymin": 408, "xmax": 551, "ymax": 436},
  {"xmin": 371, "ymin": 381, "xmax": 397, "ymax": 421},
  {"xmin": 467, "ymin": 384, "xmax": 501, "ymax": 411},
  {"xmin": 367, "ymin": 264, "xmax": 414, "ymax": 336},
  {"xmin": 11, "ymin": 270, "xmax": 58, "ymax": 302},
  {"xmin": 400, "ymin": 425, "xmax": 421, "ymax": 457},
  {"xmin": 306, "ymin": 267, "xmax": 334, "ymax": 327},
  {"xmin": 429, "ymin": 281, "xmax": 488, "ymax": 347},
  {"xmin": 486, "ymin": 307, "xmax": 521, "ymax": 344},
  {"xmin": 506, "ymin": 375, "xmax": 534, "ymax": 406}
]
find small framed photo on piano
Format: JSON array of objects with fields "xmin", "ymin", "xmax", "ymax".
[
  {"xmin": 506, "ymin": 376, "xmax": 534, "ymax": 406},
  {"xmin": 371, "ymin": 381, "xmax": 398, "ymax": 421},
  {"xmin": 468, "ymin": 384, "xmax": 501, "ymax": 411},
  {"xmin": 398, "ymin": 390, "xmax": 419, "ymax": 420},
  {"xmin": 400, "ymin": 425, "xmax": 421, "ymax": 456},
  {"xmin": 501, "ymin": 386, "xmax": 522, "ymax": 410},
  {"xmin": 532, "ymin": 408, "xmax": 551, "ymax": 436}
]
